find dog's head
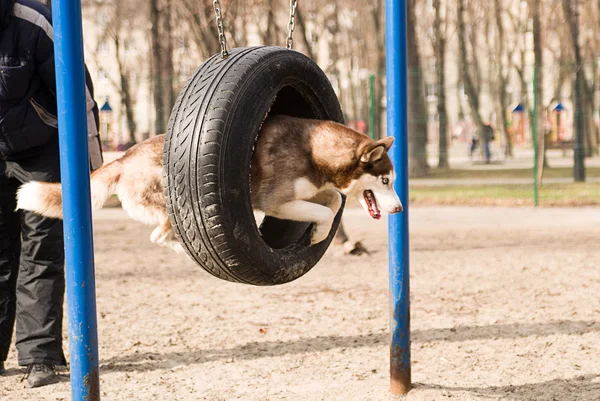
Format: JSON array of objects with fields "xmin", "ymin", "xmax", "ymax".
[{"xmin": 345, "ymin": 137, "xmax": 403, "ymax": 220}]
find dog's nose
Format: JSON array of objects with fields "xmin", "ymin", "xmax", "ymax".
[{"xmin": 392, "ymin": 204, "xmax": 403, "ymax": 214}]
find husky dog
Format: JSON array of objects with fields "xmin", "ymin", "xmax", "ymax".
[{"xmin": 16, "ymin": 115, "xmax": 402, "ymax": 253}]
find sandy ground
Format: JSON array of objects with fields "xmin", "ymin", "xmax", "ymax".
[{"xmin": 2, "ymin": 206, "xmax": 600, "ymax": 401}]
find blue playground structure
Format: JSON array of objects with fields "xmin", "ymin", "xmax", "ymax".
[
  {"xmin": 52, "ymin": 0, "xmax": 410, "ymax": 398},
  {"xmin": 51, "ymin": 0, "xmax": 100, "ymax": 398},
  {"xmin": 386, "ymin": 0, "xmax": 411, "ymax": 395}
]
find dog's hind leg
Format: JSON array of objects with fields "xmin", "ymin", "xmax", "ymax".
[
  {"xmin": 150, "ymin": 218, "xmax": 184, "ymax": 253},
  {"xmin": 264, "ymin": 200, "xmax": 335, "ymax": 245}
]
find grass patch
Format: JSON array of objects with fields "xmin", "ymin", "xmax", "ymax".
[
  {"xmin": 422, "ymin": 167, "xmax": 600, "ymax": 180},
  {"xmin": 410, "ymin": 183, "xmax": 600, "ymax": 207}
]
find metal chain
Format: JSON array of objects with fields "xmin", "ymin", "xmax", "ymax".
[
  {"xmin": 213, "ymin": 0, "xmax": 229, "ymax": 58},
  {"xmin": 286, "ymin": 0, "xmax": 298, "ymax": 49}
]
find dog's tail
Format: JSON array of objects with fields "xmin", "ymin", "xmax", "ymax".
[{"xmin": 16, "ymin": 160, "xmax": 123, "ymax": 219}]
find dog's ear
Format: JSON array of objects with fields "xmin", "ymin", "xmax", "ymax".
[
  {"xmin": 377, "ymin": 136, "xmax": 394, "ymax": 151},
  {"xmin": 360, "ymin": 137, "xmax": 394, "ymax": 164},
  {"xmin": 360, "ymin": 144, "xmax": 386, "ymax": 164}
]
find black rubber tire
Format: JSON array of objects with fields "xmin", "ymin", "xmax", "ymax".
[{"xmin": 163, "ymin": 46, "xmax": 345, "ymax": 286}]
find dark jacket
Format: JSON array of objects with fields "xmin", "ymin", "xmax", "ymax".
[{"xmin": 0, "ymin": 0, "xmax": 102, "ymax": 169}]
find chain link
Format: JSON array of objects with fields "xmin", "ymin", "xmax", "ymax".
[
  {"xmin": 213, "ymin": 0, "xmax": 229, "ymax": 58},
  {"xmin": 213, "ymin": 0, "xmax": 297, "ymax": 54},
  {"xmin": 286, "ymin": 0, "xmax": 298, "ymax": 49}
]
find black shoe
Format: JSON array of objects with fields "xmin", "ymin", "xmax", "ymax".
[
  {"xmin": 24, "ymin": 364, "xmax": 57, "ymax": 388},
  {"xmin": 0, "ymin": 362, "xmax": 5, "ymax": 375}
]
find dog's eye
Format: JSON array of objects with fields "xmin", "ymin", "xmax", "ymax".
[{"xmin": 382, "ymin": 177, "xmax": 389, "ymax": 185}]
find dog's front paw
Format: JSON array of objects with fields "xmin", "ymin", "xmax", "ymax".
[
  {"xmin": 169, "ymin": 241, "xmax": 185, "ymax": 254},
  {"xmin": 311, "ymin": 222, "xmax": 332, "ymax": 245}
]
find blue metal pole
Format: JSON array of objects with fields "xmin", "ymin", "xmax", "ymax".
[
  {"xmin": 386, "ymin": 0, "xmax": 411, "ymax": 395},
  {"xmin": 51, "ymin": 1, "xmax": 101, "ymax": 400}
]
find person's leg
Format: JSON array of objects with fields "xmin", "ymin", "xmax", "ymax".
[
  {"xmin": 0, "ymin": 166, "xmax": 21, "ymax": 367},
  {"xmin": 9, "ymin": 140, "xmax": 67, "ymax": 368},
  {"xmin": 16, "ymin": 209, "xmax": 66, "ymax": 367}
]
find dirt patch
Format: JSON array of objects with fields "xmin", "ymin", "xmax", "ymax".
[{"xmin": 2, "ymin": 206, "xmax": 600, "ymax": 400}]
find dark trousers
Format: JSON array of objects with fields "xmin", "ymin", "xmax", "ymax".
[
  {"xmin": 484, "ymin": 141, "xmax": 491, "ymax": 162},
  {"xmin": 0, "ymin": 138, "xmax": 66, "ymax": 366}
]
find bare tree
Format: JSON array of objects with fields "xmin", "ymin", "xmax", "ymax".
[
  {"xmin": 531, "ymin": 0, "xmax": 546, "ymax": 182},
  {"xmin": 371, "ymin": 0, "xmax": 385, "ymax": 140},
  {"xmin": 431, "ymin": 0, "xmax": 449, "ymax": 168},
  {"xmin": 180, "ymin": 0, "xmax": 221, "ymax": 59},
  {"xmin": 83, "ymin": 0, "xmax": 142, "ymax": 144},
  {"xmin": 263, "ymin": 0, "xmax": 279, "ymax": 44},
  {"xmin": 150, "ymin": 0, "xmax": 165, "ymax": 135},
  {"xmin": 162, "ymin": 0, "xmax": 176, "ymax": 117},
  {"xmin": 457, "ymin": 0, "xmax": 484, "ymax": 129},
  {"xmin": 407, "ymin": 0, "xmax": 429, "ymax": 176},
  {"xmin": 510, "ymin": 4, "xmax": 533, "ymax": 140},
  {"xmin": 563, "ymin": 0, "xmax": 586, "ymax": 181},
  {"xmin": 578, "ymin": 1, "xmax": 599, "ymax": 156},
  {"xmin": 296, "ymin": 7, "xmax": 316, "ymax": 60},
  {"xmin": 493, "ymin": 0, "xmax": 514, "ymax": 157}
]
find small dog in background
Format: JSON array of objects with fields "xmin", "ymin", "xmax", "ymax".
[{"xmin": 16, "ymin": 115, "xmax": 402, "ymax": 253}]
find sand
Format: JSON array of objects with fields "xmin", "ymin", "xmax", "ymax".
[{"xmin": 2, "ymin": 206, "xmax": 599, "ymax": 401}]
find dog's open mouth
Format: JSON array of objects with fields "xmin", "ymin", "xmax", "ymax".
[{"xmin": 363, "ymin": 190, "xmax": 381, "ymax": 220}]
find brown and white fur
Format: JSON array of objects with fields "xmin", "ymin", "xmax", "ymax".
[{"xmin": 16, "ymin": 115, "xmax": 402, "ymax": 252}]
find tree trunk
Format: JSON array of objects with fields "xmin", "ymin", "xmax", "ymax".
[
  {"xmin": 516, "ymin": 3, "xmax": 533, "ymax": 129},
  {"xmin": 372, "ymin": 0, "xmax": 385, "ymax": 140},
  {"xmin": 264, "ymin": 0, "xmax": 277, "ymax": 44},
  {"xmin": 223, "ymin": 0, "xmax": 240, "ymax": 48},
  {"xmin": 457, "ymin": 0, "xmax": 484, "ymax": 129},
  {"xmin": 296, "ymin": 8, "xmax": 315, "ymax": 60},
  {"xmin": 457, "ymin": 74, "xmax": 465, "ymax": 120},
  {"xmin": 433, "ymin": 0, "xmax": 448, "ymax": 168},
  {"xmin": 584, "ymin": 85, "xmax": 597, "ymax": 156},
  {"xmin": 597, "ymin": 1, "xmax": 600, "ymax": 154},
  {"xmin": 114, "ymin": 36, "xmax": 137, "ymax": 144},
  {"xmin": 468, "ymin": 6, "xmax": 483, "ymax": 99},
  {"xmin": 407, "ymin": 0, "xmax": 428, "ymax": 176},
  {"xmin": 563, "ymin": 0, "xmax": 586, "ymax": 181},
  {"xmin": 494, "ymin": 0, "xmax": 513, "ymax": 157},
  {"xmin": 590, "ymin": 57, "xmax": 599, "ymax": 155},
  {"xmin": 150, "ymin": 0, "xmax": 165, "ymax": 135},
  {"xmin": 532, "ymin": 0, "xmax": 547, "ymax": 179},
  {"xmin": 347, "ymin": 57, "xmax": 360, "ymax": 123},
  {"xmin": 162, "ymin": 0, "xmax": 175, "ymax": 120},
  {"xmin": 182, "ymin": 0, "xmax": 220, "ymax": 58},
  {"xmin": 583, "ymin": 55, "xmax": 598, "ymax": 156}
]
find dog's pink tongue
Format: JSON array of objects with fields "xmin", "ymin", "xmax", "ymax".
[{"xmin": 370, "ymin": 199, "xmax": 381, "ymax": 220}]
